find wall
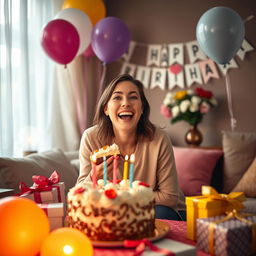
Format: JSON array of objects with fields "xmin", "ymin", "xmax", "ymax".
[{"xmin": 104, "ymin": 0, "xmax": 256, "ymax": 147}]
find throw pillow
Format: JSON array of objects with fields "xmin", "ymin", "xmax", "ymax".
[
  {"xmin": 173, "ymin": 146, "xmax": 223, "ymax": 196},
  {"xmin": 222, "ymin": 131, "xmax": 256, "ymax": 193},
  {"xmin": 232, "ymin": 155, "xmax": 256, "ymax": 197},
  {"xmin": 0, "ymin": 149, "xmax": 78, "ymax": 194}
]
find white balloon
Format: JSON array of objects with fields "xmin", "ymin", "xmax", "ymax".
[{"xmin": 55, "ymin": 8, "xmax": 93, "ymax": 56}]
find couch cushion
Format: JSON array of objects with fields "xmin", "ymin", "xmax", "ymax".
[
  {"xmin": 222, "ymin": 131, "xmax": 256, "ymax": 193},
  {"xmin": 0, "ymin": 149, "xmax": 78, "ymax": 194},
  {"xmin": 232, "ymin": 155, "xmax": 256, "ymax": 197},
  {"xmin": 173, "ymin": 146, "xmax": 223, "ymax": 196}
]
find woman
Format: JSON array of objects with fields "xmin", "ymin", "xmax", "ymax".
[{"xmin": 77, "ymin": 74, "xmax": 186, "ymax": 220}]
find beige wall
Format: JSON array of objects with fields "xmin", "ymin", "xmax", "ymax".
[{"xmin": 104, "ymin": 0, "xmax": 256, "ymax": 147}]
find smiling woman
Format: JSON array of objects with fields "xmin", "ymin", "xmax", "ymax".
[{"xmin": 76, "ymin": 74, "xmax": 186, "ymax": 221}]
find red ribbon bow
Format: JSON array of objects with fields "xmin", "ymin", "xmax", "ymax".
[
  {"xmin": 19, "ymin": 170, "xmax": 60, "ymax": 193},
  {"xmin": 124, "ymin": 239, "xmax": 175, "ymax": 256}
]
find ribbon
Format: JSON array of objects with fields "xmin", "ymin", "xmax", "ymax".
[
  {"xmin": 124, "ymin": 239, "xmax": 175, "ymax": 256},
  {"xmin": 208, "ymin": 209, "xmax": 256, "ymax": 255},
  {"xmin": 201, "ymin": 186, "xmax": 245, "ymax": 213},
  {"xmin": 17, "ymin": 171, "xmax": 61, "ymax": 202}
]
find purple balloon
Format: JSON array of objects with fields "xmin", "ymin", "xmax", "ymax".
[
  {"xmin": 41, "ymin": 19, "xmax": 80, "ymax": 65},
  {"xmin": 91, "ymin": 17, "xmax": 131, "ymax": 64}
]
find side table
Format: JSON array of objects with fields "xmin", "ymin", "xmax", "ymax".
[{"xmin": 0, "ymin": 188, "xmax": 15, "ymax": 199}]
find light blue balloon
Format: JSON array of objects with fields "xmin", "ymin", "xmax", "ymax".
[{"xmin": 196, "ymin": 6, "xmax": 245, "ymax": 64}]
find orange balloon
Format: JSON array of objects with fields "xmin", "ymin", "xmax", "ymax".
[
  {"xmin": 40, "ymin": 227, "xmax": 94, "ymax": 256},
  {"xmin": 0, "ymin": 196, "xmax": 50, "ymax": 256},
  {"xmin": 62, "ymin": 0, "xmax": 106, "ymax": 25}
]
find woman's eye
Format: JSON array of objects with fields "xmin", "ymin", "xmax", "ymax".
[
  {"xmin": 129, "ymin": 95, "xmax": 138, "ymax": 100},
  {"xmin": 112, "ymin": 96, "xmax": 121, "ymax": 100}
]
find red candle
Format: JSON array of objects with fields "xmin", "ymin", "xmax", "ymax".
[
  {"xmin": 113, "ymin": 155, "xmax": 118, "ymax": 184},
  {"xmin": 91, "ymin": 154, "xmax": 97, "ymax": 188}
]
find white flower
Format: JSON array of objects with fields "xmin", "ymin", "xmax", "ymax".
[
  {"xmin": 191, "ymin": 96, "xmax": 201, "ymax": 104},
  {"xmin": 186, "ymin": 89, "xmax": 194, "ymax": 95},
  {"xmin": 172, "ymin": 105, "xmax": 180, "ymax": 118},
  {"xmin": 163, "ymin": 92, "xmax": 176, "ymax": 106},
  {"xmin": 190, "ymin": 103, "xmax": 199, "ymax": 112},
  {"xmin": 180, "ymin": 100, "xmax": 190, "ymax": 113},
  {"xmin": 210, "ymin": 97, "xmax": 218, "ymax": 106}
]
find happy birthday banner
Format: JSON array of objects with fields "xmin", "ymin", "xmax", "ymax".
[{"xmin": 120, "ymin": 38, "xmax": 254, "ymax": 90}]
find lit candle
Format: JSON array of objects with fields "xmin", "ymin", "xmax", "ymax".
[
  {"xmin": 129, "ymin": 153, "xmax": 135, "ymax": 188},
  {"xmin": 123, "ymin": 155, "xmax": 129, "ymax": 180},
  {"xmin": 113, "ymin": 154, "xmax": 118, "ymax": 184},
  {"xmin": 91, "ymin": 154, "xmax": 97, "ymax": 189},
  {"xmin": 103, "ymin": 156, "xmax": 107, "ymax": 185}
]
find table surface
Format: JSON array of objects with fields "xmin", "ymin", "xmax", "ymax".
[{"xmin": 93, "ymin": 220, "xmax": 209, "ymax": 256}]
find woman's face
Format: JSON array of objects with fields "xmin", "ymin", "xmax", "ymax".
[{"xmin": 104, "ymin": 81, "xmax": 143, "ymax": 134}]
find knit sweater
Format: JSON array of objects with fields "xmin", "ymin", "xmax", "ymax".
[{"xmin": 77, "ymin": 125, "xmax": 185, "ymax": 210}]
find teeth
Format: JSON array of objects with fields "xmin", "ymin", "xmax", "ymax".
[{"xmin": 118, "ymin": 112, "xmax": 133, "ymax": 116}]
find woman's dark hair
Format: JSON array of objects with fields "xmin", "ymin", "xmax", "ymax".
[{"xmin": 93, "ymin": 74, "xmax": 155, "ymax": 142}]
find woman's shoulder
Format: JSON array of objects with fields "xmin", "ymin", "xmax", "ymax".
[
  {"xmin": 154, "ymin": 126, "xmax": 170, "ymax": 140},
  {"xmin": 81, "ymin": 125, "xmax": 98, "ymax": 139}
]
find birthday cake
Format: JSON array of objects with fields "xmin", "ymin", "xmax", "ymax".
[{"xmin": 67, "ymin": 179, "xmax": 156, "ymax": 241}]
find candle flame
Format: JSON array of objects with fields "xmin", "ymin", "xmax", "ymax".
[
  {"xmin": 91, "ymin": 154, "xmax": 97, "ymax": 163},
  {"xmin": 125, "ymin": 154, "xmax": 129, "ymax": 161},
  {"xmin": 130, "ymin": 153, "xmax": 135, "ymax": 163}
]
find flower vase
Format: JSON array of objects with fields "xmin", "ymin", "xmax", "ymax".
[{"xmin": 185, "ymin": 124, "xmax": 203, "ymax": 146}]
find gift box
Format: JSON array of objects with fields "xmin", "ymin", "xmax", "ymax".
[
  {"xmin": 186, "ymin": 186, "xmax": 245, "ymax": 240},
  {"xmin": 20, "ymin": 186, "xmax": 59, "ymax": 203},
  {"xmin": 38, "ymin": 203, "xmax": 64, "ymax": 231},
  {"xmin": 17, "ymin": 171, "xmax": 66, "ymax": 207},
  {"xmin": 196, "ymin": 212, "xmax": 256, "ymax": 256}
]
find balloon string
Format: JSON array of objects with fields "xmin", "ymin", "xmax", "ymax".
[
  {"xmin": 243, "ymin": 15, "xmax": 254, "ymax": 23},
  {"xmin": 225, "ymin": 73, "xmax": 237, "ymax": 131},
  {"xmin": 97, "ymin": 62, "xmax": 106, "ymax": 102}
]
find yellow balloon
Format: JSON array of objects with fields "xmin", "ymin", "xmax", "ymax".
[
  {"xmin": 40, "ymin": 227, "xmax": 94, "ymax": 256},
  {"xmin": 62, "ymin": 0, "xmax": 106, "ymax": 25}
]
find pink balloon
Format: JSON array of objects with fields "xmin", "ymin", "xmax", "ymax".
[
  {"xmin": 82, "ymin": 44, "xmax": 95, "ymax": 59},
  {"xmin": 41, "ymin": 19, "xmax": 80, "ymax": 65}
]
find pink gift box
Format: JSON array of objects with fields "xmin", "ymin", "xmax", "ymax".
[{"xmin": 38, "ymin": 203, "xmax": 64, "ymax": 230}]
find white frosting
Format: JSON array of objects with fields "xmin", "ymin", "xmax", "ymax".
[
  {"xmin": 67, "ymin": 180, "xmax": 155, "ymax": 240},
  {"xmin": 92, "ymin": 143, "xmax": 120, "ymax": 158}
]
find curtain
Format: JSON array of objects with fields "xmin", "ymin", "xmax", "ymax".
[
  {"xmin": 0, "ymin": 0, "xmax": 63, "ymax": 156},
  {"xmin": 51, "ymin": 55, "xmax": 102, "ymax": 151}
]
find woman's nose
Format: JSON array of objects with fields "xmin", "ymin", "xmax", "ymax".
[{"xmin": 121, "ymin": 98, "xmax": 130, "ymax": 107}]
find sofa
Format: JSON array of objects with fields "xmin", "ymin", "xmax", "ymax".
[{"xmin": 0, "ymin": 131, "xmax": 255, "ymax": 214}]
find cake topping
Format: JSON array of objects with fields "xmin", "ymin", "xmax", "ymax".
[
  {"xmin": 74, "ymin": 187, "xmax": 86, "ymax": 195},
  {"xmin": 105, "ymin": 189, "xmax": 117, "ymax": 199},
  {"xmin": 91, "ymin": 143, "xmax": 120, "ymax": 159},
  {"xmin": 139, "ymin": 181, "xmax": 150, "ymax": 187}
]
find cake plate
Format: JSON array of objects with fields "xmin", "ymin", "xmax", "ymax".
[{"xmin": 92, "ymin": 219, "xmax": 170, "ymax": 248}]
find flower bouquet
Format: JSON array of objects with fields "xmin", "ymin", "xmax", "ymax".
[{"xmin": 160, "ymin": 87, "xmax": 218, "ymax": 126}]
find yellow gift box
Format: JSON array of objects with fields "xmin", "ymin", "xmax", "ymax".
[{"xmin": 186, "ymin": 186, "xmax": 245, "ymax": 240}]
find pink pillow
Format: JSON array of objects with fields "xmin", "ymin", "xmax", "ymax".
[{"xmin": 173, "ymin": 146, "xmax": 223, "ymax": 196}]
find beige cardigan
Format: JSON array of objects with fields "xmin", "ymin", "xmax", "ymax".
[{"xmin": 77, "ymin": 125, "xmax": 185, "ymax": 211}]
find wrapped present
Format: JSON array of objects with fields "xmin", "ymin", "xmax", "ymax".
[
  {"xmin": 197, "ymin": 210, "xmax": 256, "ymax": 256},
  {"xmin": 38, "ymin": 203, "xmax": 64, "ymax": 231},
  {"xmin": 186, "ymin": 186, "xmax": 245, "ymax": 240},
  {"xmin": 20, "ymin": 186, "xmax": 59, "ymax": 203},
  {"xmin": 17, "ymin": 171, "xmax": 66, "ymax": 206}
]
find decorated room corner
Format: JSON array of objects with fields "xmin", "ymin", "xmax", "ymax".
[{"xmin": 1, "ymin": 0, "xmax": 256, "ymax": 256}]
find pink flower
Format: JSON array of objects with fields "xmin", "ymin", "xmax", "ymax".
[
  {"xmin": 160, "ymin": 104, "xmax": 172, "ymax": 118},
  {"xmin": 200, "ymin": 102, "xmax": 210, "ymax": 113}
]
